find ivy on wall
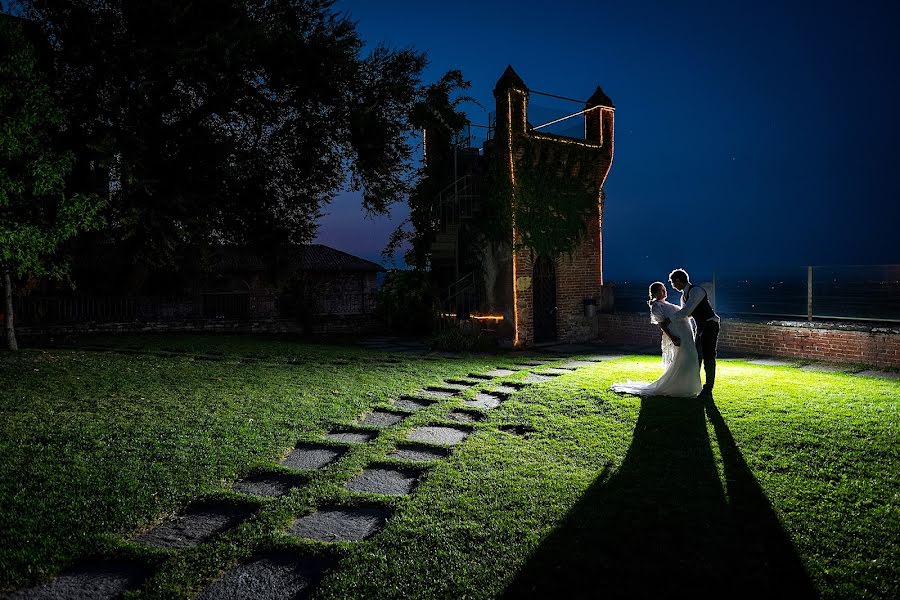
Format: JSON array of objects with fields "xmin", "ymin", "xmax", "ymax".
[{"xmin": 481, "ymin": 136, "xmax": 603, "ymax": 258}]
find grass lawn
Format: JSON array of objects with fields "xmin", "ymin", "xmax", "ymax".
[{"xmin": 0, "ymin": 335, "xmax": 897, "ymax": 599}]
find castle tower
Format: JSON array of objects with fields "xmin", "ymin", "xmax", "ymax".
[{"xmin": 492, "ymin": 66, "xmax": 614, "ymax": 346}]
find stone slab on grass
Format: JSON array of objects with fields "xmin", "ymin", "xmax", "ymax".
[
  {"xmin": 416, "ymin": 387, "xmax": 458, "ymax": 399},
  {"xmin": 447, "ymin": 410, "xmax": 485, "ymax": 423},
  {"xmin": 282, "ymin": 444, "xmax": 347, "ymax": 470},
  {"xmin": 515, "ymin": 361, "xmax": 546, "ymax": 367},
  {"xmin": 464, "ymin": 393, "xmax": 502, "ymax": 410},
  {"xmin": 233, "ymin": 473, "xmax": 307, "ymax": 498},
  {"xmin": 345, "ymin": 467, "xmax": 421, "ymax": 496},
  {"xmin": 325, "ymin": 429, "xmax": 377, "ymax": 444},
  {"xmin": 136, "ymin": 501, "xmax": 255, "ymax": 548},
  {"xmin": 359, "ymin": 410, "xmax": 407, "ymax": 428},
  {"xmin": 392, "ymin": 396, "xmax": 436, "ymax": 412},
  {"xmin": 198, "ymin": 552, "xmax": 333, "ymax": 600},
  {"xmin": 491, "ymin": 384, "xmax": 522, "ymax": 395},
  {"xmin": 407, "ymin": 425, "xmax": 470, "ymax": 446},
  {"xmin": 748, "ymin": 358, "xmax": 794, "ymax": 367},
  {"xmin": 523, "ymin": 373, "xmax": 557, "ymax": 384},
  {"xmin": 582, "ymin": 354, "xmax": 624, "ymax": 362},
  {"xmin": 537, "ymin": 367, "xmax": 575, "ymax": 375},
  {"xmin": 290, "ymin": 506, "xmax": 392, "ymax": 542},
  {"xmin": 11, "ymin": 558, "xmax": 150, "ymax": 600},
  {"xmin": 560, "ymin": 360, "xmax": 598, "ymax": 369},
  {"xmin": 388, "ymin": 444, "xmax": 450, "ymax": 462},
  {"xmin": 444, "ymin": 378, "xmax": 478, "ymax": 387},
  {"xmin": 481, "ymin": 368, "xmax": 516, "ymax": 377},
  {"xmin": 466, "ymin": 373, "xmax": 495, "ymax": 381},
  {"xmin": 855, "ymin": 370, "xmax": 900, "ymax": 380},
  {"xmin": 799, "ymin": 363, "xmax": 848, "ymax": 373}
]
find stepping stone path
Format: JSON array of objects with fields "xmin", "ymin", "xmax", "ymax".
[
  {"xmin": 560, "ymin": 360, "xmax": 598, "ymax": 369},
  {"xmin": 464, "ymin": 393, "xmax": 503, "ymax": 410},
  {"xmin": 467, "ymin": 373, "xmax": 495, "ymax": 380},
  {"xmin": 445, "ymin": 378, "xmax": 478, "ymax": 387},
  {"xmin": 233, "ymin": 473, "xmax": 307, "ymax": 498},
  {"xmin": 290, "ymin": 507, "xmax": 392, "ymax": 542},
  {"xmin": 416, "ymin": 387, "xmax": 459, "ymax": 399},
  {"xmin": 136, "ymin": 501, "xmax": 255, "ymax": 548},
  {"xmin": 855, "ymin": 369, "xmax": 900, "ymax": 380},
  {"xmin": 447, "ymin": 410, "xmax": 485, "ymax": 423},
  {"xmin": 482, "ymin": 368, "xmax": 516, "ymax": 377},
  {"xmin": 345, "ymin": 467, "xmax": 421, "ymax": 496},
  {"xmin": 199, "ymin": 553, "xmax": 333, "ymax": 600},
  {"xmin": 491, "ymin": 384, "xmax": 522, "ymax": 395},
  {"xmin": 282, "ymin": 444, "xmax": 347, "ymax": 470},
  {"xmin": 388, "ymin": 444, "xmax": 450, "ymax": 462},
  {"xmin": 325, "ymin": 429, "xmax": 377, "ymax": 444},
  {"xmin": 407, "ymin": 425, "xmax": 470, "ymax": 445},
  {"xmin": 523, "ymin": 373, "xmax": 557, "ymax": 384},
  {"xmin": 537, "ymin": 367, "xmax": 575, "ymax": 375},
  {"xmin": 11, "ymin": 559, "xmax": 149, "ymax": 600},
  {"xmin": 14, "ymin": 348, "xmax": 619, "ymax": 599},
  {"xmin": 583, "ymin": 354, "xmax": 624, "ymax": 361},
  {"xmin": 360, "ymin": 410, "xmax": 407, "ymax": 428},
  {"xmin": 392, "ymin": 396, "xmax": 436, "ymax": 412}
]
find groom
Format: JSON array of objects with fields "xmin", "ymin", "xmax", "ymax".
[{"xmin": 665, "ymin": 269, "xmax": 720, "ymax": 394}]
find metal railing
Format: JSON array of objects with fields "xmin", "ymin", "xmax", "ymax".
[
  {"xmin": 608, "ymin": 265, "xmax": 900, "ymax": 323},
  {"xmin": 432, "ymin": 175, "xmax": 479, "ymax": 234}
]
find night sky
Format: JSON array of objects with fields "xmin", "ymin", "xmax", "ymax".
[{"xmin": 315, "ymin": 0, "xmax": 900, "ymax": 282}]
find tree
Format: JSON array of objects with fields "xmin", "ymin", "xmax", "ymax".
[
  {"xmin": 384, "ymin": 69, "xmax": 473, "ymax": 269},
  {"xmin": 12, "ymin": 0, "xmax": 428, "ymax": 268},
  {"xmin": 0, "ymin": 14, "xmax": 105, "ymax": 350}
]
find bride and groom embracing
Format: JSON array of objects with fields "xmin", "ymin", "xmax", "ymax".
[{"xmin": 612, "ymin": 269, "xmax": 720, "ymax": 398}]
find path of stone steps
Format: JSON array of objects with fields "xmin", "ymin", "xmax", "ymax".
[{"xmin": 11, "ymin": 352, "xmax": 623, "ymax": 600}]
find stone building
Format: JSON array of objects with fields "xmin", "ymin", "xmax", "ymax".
[{"xmin": 429, "ymin": 66, "xmax": 614, "ymax": 347}]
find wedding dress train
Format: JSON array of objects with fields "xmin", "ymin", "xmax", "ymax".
[{"xmin": 610, "ymin": 300, "xmax": 702, "ymax": 398}]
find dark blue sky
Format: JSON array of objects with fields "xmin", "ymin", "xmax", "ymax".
[{"xmin": 315, "ymin": 0, "xmax": 900, "ymax": 281}]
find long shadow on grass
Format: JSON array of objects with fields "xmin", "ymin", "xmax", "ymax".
[{"xmin": 502, "ymin": 394, "xmax": 817, "ymax": 599}]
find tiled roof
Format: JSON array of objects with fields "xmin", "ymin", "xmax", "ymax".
[{"xmin": 298, "ymin": 244, "xmax": 385, "ymax": 272}]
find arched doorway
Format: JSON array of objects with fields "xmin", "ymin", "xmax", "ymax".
[{"xmin": 533, "ymin": 255, "xmax": 557, "ymax": 343}]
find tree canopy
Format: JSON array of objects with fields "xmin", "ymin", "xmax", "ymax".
[
  {"xmin": 0, "ymin": 14, "xmax": 105, "ymax": 348},
  {"xmin": 11, "ymin": 0, "xmax": 428, "ymax": 265}
]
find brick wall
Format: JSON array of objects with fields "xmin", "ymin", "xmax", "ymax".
[
  {"xmin": 596, "ymin": 312, "xmax": 900, "ymax": 368},
  {"xmin": 556, "ymin": 216, "xmax": 602, "ymax": 343}
]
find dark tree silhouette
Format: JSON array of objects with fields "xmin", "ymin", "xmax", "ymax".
[{"xmin": 11, "ymin": 0, "xmax": 427, "ymax": 265}]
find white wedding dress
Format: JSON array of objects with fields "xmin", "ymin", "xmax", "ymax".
[{"xmin": 610, "ymin": 300, "xmax": 702, "ymax": 397}]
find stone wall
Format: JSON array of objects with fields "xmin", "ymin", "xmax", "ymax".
[{"xmin": 596, "ymin": 312, "xmax": 900, "ymax": 368}]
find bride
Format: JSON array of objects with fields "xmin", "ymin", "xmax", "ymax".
[{"xmin": 610, "ymin": 282, "xmax": 702, "ymax": 397}]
